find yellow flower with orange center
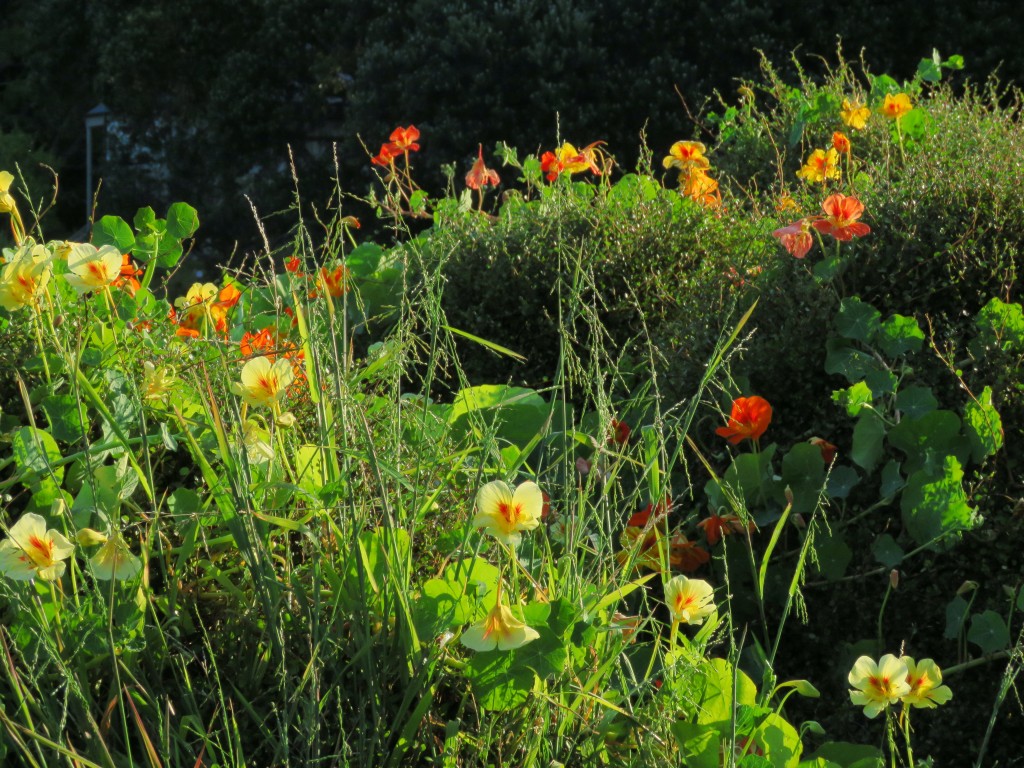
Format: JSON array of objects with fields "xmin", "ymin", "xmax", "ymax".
[
  {"xmin": 460, "ymin": 583, "xmax": 540, "ymax": 652},
  {"xmin": 663, "ymin": 141, "xmax": 711, "ymax": 173},
  {"xmin": 880, "ymin": 93, "xmax": 913, "ymax": 121},
  {"xmin": 0, "ymin": 242, "xmax": 51, "ymax": 311},
  {"xmin": 840, "ymin": 98, "xmax": 871, "ymax": 130},
  {"xmin": 231, "ymin": 356, "xmax": 295, "ymax": 409},
  {"xmin": 848, "ymin": 654, "xmax": 911, "ymax": 718},
  {"xmin": 663, "ymin": 575, "xmax": 716, "ymax": 626},
  {"xmin": 473, "ymin": 480, "xmax": 543, "ymax": 547},
  {"xmin": 0, "ymin": 170, "xmax": 17, "ymax": 214},
  {"xmin": 63, "ymin": 243, "xmax": 123, "ymax": 295},
  {"xmin": 85, "ymin": 530, "xmax": 142, "ymax": 581},
  {"xmin": 796, "ymin": 148, "xmax": 841, "ymax": 184},
  {"xmin": 900, "ymin": 656, "xmax": 953, "ymax": 709},
  {"xmin": 0, "ymin": 513, "xmax": 75, "ymax": 581}
]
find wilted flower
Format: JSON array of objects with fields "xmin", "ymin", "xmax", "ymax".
[
  {"xmin": 669, "ymin": 534, "xmax": 711, "ymax": 572},
  {"xmin": 473, "ymin": 480, "xmax": 543, "ymax": 546},
  {"xmin": 466, "ymin": 144, "xmax": 500, "ymax": 190},
  {"xmin": 0, "ymin": 242, "xmax": 51, "ymax": 311},
  {"xmin": 796, "ymin": 148, "xmax": 841, "ymax": 184},
  {"xmin": 0, "ymin": 513, "xmax": 75, "ymax": 581},
  {"xmin": 460, "ymin": 585, "xmax": 540, "ymax": 652},
  {"xmin": 89, "ymin": 531, "xmax": 142, "ymax": 581},
  {"xmin": 849, "ymin": 654, "xmax": 911, "ymax": 718},
  {"xmin": 715, "ymin": 396, "xmax": 772, "ymax": 444},
  {"xmin": 901, "ymin": 657, "xmax": 953, "ymax": 709},
  {"xmin": 697, "ymin": 513, "xmax": 754, "ymax": 546},
  {"xmin": 880, "ymin": 93, "xmax": 913, "ymax": 121},
  {"xmin": 811, "ymin": 193, "xmax": 871, "ymax": 241},
  {"xmin": 809, "ymin": 436, "xmax": 838, "ymax": 464},
  {"xmin": 841, "ymin": 98, "xmax": 871, "ymax": 130},
  {"xmin": 663, "ymin": 575, "xmax": 716, "ymax": 626},
  {"xmin": 242, "ymin": 419, "xmax": 275, "ymax": 463},
  {"xmin": 231, "ymin": 356, "xmax": 295, "ymax": 409},
  {"xmin": 772, "ymin": 219, "xmax": 814, "ymax": 259},
  {"xmin": 63, "ymin": 243, "xmax": 123, "ymax": 295}
]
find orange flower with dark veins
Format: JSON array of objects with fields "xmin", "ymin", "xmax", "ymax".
[
  {"xmin": 812, "ymin": 194, "xmax": 871, "ymax": 241},
  {"xmin": 466, "ymin": 144, "xmax": 500, "ymax": 190},
  {"xmin": 772, "ymin": 219, "xmax": 814, "ymax": 259},
  {"xmin": 715, "ymin": 396, "xmax": 772, "ymax": 444},
  {"xmin": 389, "ymin": 125, "xmax": 421, "ymax": 152}
]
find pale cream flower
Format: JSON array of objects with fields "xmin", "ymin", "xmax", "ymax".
[
  {"xmin": 461, "ymin": 588, "xmax": 540, "ymax": 652},
  {"xmin": 242, "ymin": 419, "xmax": 275, "ymax": 463},
  {"xmin": 663, "ymin": 575, "xmax": 716, "ymax": 626},
  {"xmin": 0, "ymin": 170, "xmax": 16, "ymax": 214},
  {"xmin": 0, "ymin": 513, "xmax": 75, "ymax": 581},
  {"xmin": 848, "ymin": 654, "xmax": 911, "ymax": 718},
  {"xmin": 472, "ymin": 480, "xmax": 543, "ymax": 547},
  {"xmin": 142, "ymin": 361, "xmax": 176, "ymax": 402},
  {"xmin": 63, "ymin": 243, "xmax": 124, "ymax": 295},
  {"xmin": 0, "ymin": 242, "xmax": 51, "ymax": 311},
  {"xmin": 230, "ymin": 356, "xmax": 295, "ymax": 409},
  {"xmin": 901, "ymin": 656, "xmax": 953, "ymax": 709},
  {"xmin": 89, "ymin": 531, "xmax": 142, "ymax": 581}
]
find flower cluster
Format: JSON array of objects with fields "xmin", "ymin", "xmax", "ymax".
[
  {"xmin": 663, "ymin": 141, "xmax": 720, "ymax": 207},
  {"xmin": 540, "ymin": 141, "xmax": 606, "ymax": 182},
  {"xmin": 772, "ymin": 193, "xmax": 871, "ymax": 260},
  {"xmin": 171, "ymin": 282, "xmax": 243, "ymax": 338},
  {"xmin": 372, "ymin": 125, "xmax": 421, "ymax": 167},
  {"xmin": 848, "ymin": 654, "xmax": 952, "ymax": 718}
]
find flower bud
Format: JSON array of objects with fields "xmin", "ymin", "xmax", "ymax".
[
  {"xmin": 76, "ymin": 528, "xmax": 108, "ymax": 547},
  {"xmin": 275, "ymin": 411, "xmax": 297, "ymax": 429}
]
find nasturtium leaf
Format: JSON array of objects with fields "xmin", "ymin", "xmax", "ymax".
[
  {"xmin": 880, "ymin": 460, "xmax": 905, "ymax": 497},
  {"xmin": 808, "ymin": 741, "xmax": 884, "ymax": 767},
  {"xmin": 967, "ymin": 610, "xmax": 1010, "ymax": 654},
  {"xmin": 165, "ymin": 202, "xmax": 199, "ymax": 239},
  {"xmin": 12, "ymin": 426, "xmax": 64, "ymax": 492},
  {"xmin": 943, "ymin": 54, "xmax": 964, "ymax": 70},
  {"xmin": 832, "ymin": 381, "xmax": 873, "ymax": 416},
  {"xmin": 41, "ymin": 394, "xmax": 88, "ymax": 444},
  {"xmin": 895, "ymin": 385, "xmax": 938, "ymax": 420},
  {"xmin": 835, "ymin": 298, "xmax": 881, "ymax": 343},
  {"xmin": 758, "ymin": 711, "xmax": 802, "ymax": 765},
  {"xmin": 814, "ymin": 527, "xmax": 852, "ymax": 581},
  {"xmin": 93, "ymin": 215, "xmax": 136, "ymax": 253},
  {"xmin": 465, "ymin": 650, "xmax": 535, "ymax": 711},
  {"xmin": 871, "ymin": 534, "xmax": 904, "ymax": 568},
  {"xmin": 718, "ymin": 444, "xmax": 781, "ymax": 509},
  {"xmin": 897, "ymin": 109, "xmax": 930, "ymax": 142},
  {"xmin": 887, "ymin": 409, "xmax": 968, "ymax": 476},
  {"xmin": 826, "ymin": 466, "xmax": 859, "ymax": 500},
  {"xmin": 963, "ymin": 386, "xmax": 1003, "ymax": 463},
  {"xmin": 448, "ymin": 384, "xmax": 549, "ymax": 449},
  {"xmin": 874, "ymin": 314, "xmax": 924, "ymax": 357},
  {"xmin": 864, "ymin": 368, "xmax": 898, "ymax": 398},
  {"xmin": 102, "ymin": 368, "xmax": 141, "ymax": 428},
  {"xmin": 973, "ymin": 297, "xmax": 1024, "ymax": 353},
  {"xmin": 943, "ymin": 595, "xmax": 970, "ymax": 640},
  {"xmin": 670, "ymin": 722, "xmax": 719, "ymax": 768},
  {"xmin": 851, "ymin": 411, "xmax": 885, "ymax": 472},
  {"xmin": 781, "ymin": 443, "xmax": 825, "ymax": 514},
  {"xmin": 133, "ymin": 205, "xmax": 157, "ymax": 231},
  {"xmin": 824, "ymin": 339, "xmax": 886, "ymax": 384},
  {"xmin": 901, "ymin": 457, "xmax": 977, "ymax": 548},
  {"xmin": 294, "ymin": 445, "xmax": 326, "ymax": 498},
  {"xmin": 696, "ymin": 658, "xmax": 758, "ymax": 730},
  {"xmin": 917, "ymin": 55, "xmax": 942, "ymax": 83}
]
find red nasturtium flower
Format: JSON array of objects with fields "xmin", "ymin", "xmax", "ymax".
[
  {"xmin": 812, "ymin": 193, "xmax": 871, "ymax": 241},
  {"xmin": 240, "ymin": 326, "xmax": 276, "ymax": 357},
  {"xmin": 832, "ymin": 131, "xmax": 851, "ymax": 154},
  {"xmin": 540, "ymin": 141, "xmax": 605, "ymax": 182},
  {"xmin": 466, "ymin": 144, "xmax": 500, "ymax": 190},
  {"xmin": 697, "ymin": 513, "xmax": 754, "ymax": 546},
  {"xmin": 715, "ymin": 396, "xmax": 772, "ymax": 444},
  {"xmin": 772, "ymin": 219, "xmax": 814, "ymax": 259},
  {"xmin": 371, "ymin": 142, "xmax": 401, "ymax": 167},
  {"xmin": 627, "ymin": 496, "xmax": 671, "ymax": 528},
  {"xmin": 610, "ymin": 419, "xmax": 631, "ymax": 445},
  {"xmin": 284, "ymin": 255, "xmax": 303, "ymax": 274},
  {"xmin": 389, "ymin": 125, "xmax": 421, "ymax": 153},
  {"xmin": 319, "ymin": 264, "xmax": 351, "ymax": 297}
]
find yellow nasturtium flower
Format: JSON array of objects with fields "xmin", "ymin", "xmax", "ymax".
[
  {"xmin": 0, "ymin": 513, "xmax": 75, "ymax": 581},
  {"xmin": 662, "ymin": 141, "xmax": 711, "ymax": 173},
  {"xmin": 472, "ymin": 480, "xmax": 543, "ymax": 546},
  {"xmin": 840, "ymin": 98, "xmax": 871, "ymax": 130},
  {"xmin": 0, "ymin": 170, "xmax": 17, "ymax": 214},
  {"xmin": 142, "ymin": 361, "xmax": 176, "ymax": 403},
  {"xmin": 880, "ymin": 93, "xmax": 913, "ymax": 121},
  {"xmin": 848, "ymin": 654, "xmax": 911, "ymax": 718},
  {"xmin": 63, "ymin": 243, "xmax": 124, "ymax": 295},
  {"xmin": 242, "ymin": 418, "xmax": 275, "ymax": 463},
  {"xmin": 663, "ymin": 575, "xmax": 716, "ymax": 626},
  {"xmin": 796, "ymin": 148, "xmax": 841, "ymax": 184},
  {"xmin": 0, "ymin": 242, "xmax": 52, "ymax": 311},
  {"xmin": 901, "ymin": 656, "xmax": 953, "ymax": 709},
  {"xmin": 231, "ymin": 356, "xmax": 295, "ymax": 409},
  {"xmin": 460, "ymin": 584, "xmax": 540, "ymax": 652},
  {"xmin": 89, "ymin": 531, "xmax": 142, "ymax": 581}
]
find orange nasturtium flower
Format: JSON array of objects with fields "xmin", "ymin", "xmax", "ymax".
[
  {"xmin": 669, "ymin": 534, "xmax": 711, "ymax": 573},
  {"xmin": 680, "ymin": 168, "xmax": 721, "ymax": 208},
  {"xmin": 173, "ymin": 282, "xmax": 241, "ymax": 338},
  {"xmin": 840, "ymin": 98, "xmax": 871, "ymax": 130},
  {"xmin": 663, "ymin": 575, "xmax": 716, "ymax": 626},
  {"xmin": 0, "ymin": 242, "xmax": 51, "ymax": 311},
  {"xmin": 466, "ymin": 144, "xmax": 500, "ymax": 190},
  {"xmin": 697, "ymin": 513, "xmax": 754, "ymax": 546},
  {"xmin": 389, "ymin": 125, "xmax": 421, "ymax": 153},
  {"xmin": 540, "ymin": 141, "xmax": 604, "ymax": 181},
  {"xmin": 112, "ymin": 254, "xmax": 144, "ymax": 296},
  {"xmin": 772, "ymin": 219, "xmax": 814, "ymax": 259},
  {"xmin": 63, "ymin": 243, "xmax": 123, "ymax": 295},
  {"xmin": 715, "ymin": 396, "xmax": 772, "ymax": 444},
  {"xmin": 371, "ymin": 142, "xmax": 401, "ymax": 167},
  {"xmin": 848, "ymin": 654, "xmax": 911, "ymax": 718},
  {"xmin": 662, "ymin": 141, "xmax": 711, "ymax": 173},
  {"xmin": 880, "ymin": 93, "xmax": 913, "ymax": 121},
  {"xmin": 796, "ymin": 148, "xmax": 840, "ymax": 184},
  {"xmin": 832, "ymin": 131, "xmax": 851, "ymax": 154},
  {"xmin": 230, "ymin": 355, "xmax": 295, "ymax": 410},
  {"xmin": 319, "ymin": 264, "xmax": 351, "ymax": 298},
  {"xmin": 0, "ymin": 513, "xmax": 75, "ymax": 581},
  {"xmin": 473, "ymin": 480, "xmax": 543, "ymax": 546},
  {"xmin": 900, "ymin": 656, "xmax": 953, "ymax": 709},
  {"xmin": 811, "ymin": 193, "xmax": 871, "ymax": 241},
  {"xmin": 460, "ymin": 583, "xmax": 540, "ymax": 652}
]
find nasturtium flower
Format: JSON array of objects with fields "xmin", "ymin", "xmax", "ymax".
[
  {"xmin": 901, "ymin": 656, "xmax": 953, "ymax": 709},
  {"xmin": 173, "ymin": 282, "xmax": 241, "ymax": 337},
  {"xmin": 832, "ymin": 131, "xmax": 851, "ymax": 154},
  {"xmin": 680, "ymin": 168, "xmax": 721, "ymax": 208},
  {"xmin": 540, "ymin": 141, "xmax": 604, "ymax": 181},
  {"xmin": 772, "ymin": 219, "xmax": 814, "ymax": 259},
  {"xmin": 796, "ymin": 148, "xmax": 841, "ymax": 184},
  {"xmin": 848, "ymin": 654, "xmax": 911, "ymax": 718},
  {"xmin": 473, "ymin": 480, "xmax": 543, "ymax": 546},
  {"xmin": 0, "ymin": 513, "xmax": 75, "ymax": 581},
  {"xmin": 0, "ymin": 242, "xmax": 51, "ymax": 311},
  {"xmin": 840, "ymin": 98, "xmax": 871, "ymax": 130},
  {"xmin": 662, "ymin": 141, "xmax": 711, "ymax": 173},
  {"xmin": 466, "ymin": 144, "xmax": 500, "ymax": 190},
  {"xmin": 663, "ymin": 575, "xmax": 716, "ymax": 626},
  {"xmin": 697, "ymin": 513, "xmax": 754, "ymax": 546},
  {"xmin": 242, "ymin": 419, "xmax": 275, "ymax": 463},
  {"xmin": 811, "ymin": 193, "xmax": 871, "ymax": 241},
  {"xmin": 460, "ymin": 586, "xmax": 540, "ymax": 652},
  {"xmin": 142, "ymin": 361, "xmax": 176, "ymax": 402},
  {"xmin": 89, "ymin": 531, "xmax": 142, "ymax": 581},
  {"xmin": 371, "ymin": 142, "xmax": 401, "ymax": 167},
  {"xmin": 389, "ymin": 125, "xmax": 421, "ymax": 153},
  {"xmin": 319, "ymin": 264, "xmax": 350, "ymax": 297},
  {"xmin": 231, "ymin": 356, "xmax": 295, "ymax": 409},
  {"xmin": 715, "ymin": 396, "xmax": 772, "ymax": 444},
  {"xmin": 610, "ymin": 418, "xmax": 631, "ymax": 445},
  {"xmin": 880, "ymin": 92, "xmax": 913, "ymax": 121},
  {"xmin": 240, "ymin": 327, "xmax": 276, "ymax": 358},
  {"xmin": 63, "ymin": 243, "xmax": 123, "ymax": 295},
  {"xmin": 112, "ymin": 254, "xmax": 144, "ymax": 296},
  {"xmin": 669, "ymin": 534, "xmax": 711, "ymax": 573},
  {"xmin": 809, "ymin": 436, "xmax": 838, "ymax": 464},
  {"xmin": 0, "ymin": 170, "xmax": 16, "ymax": 213}
]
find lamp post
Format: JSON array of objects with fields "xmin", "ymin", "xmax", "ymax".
[{"xmin": 84, "ymin": 103, "xmax": 110, "ymax": 228}]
